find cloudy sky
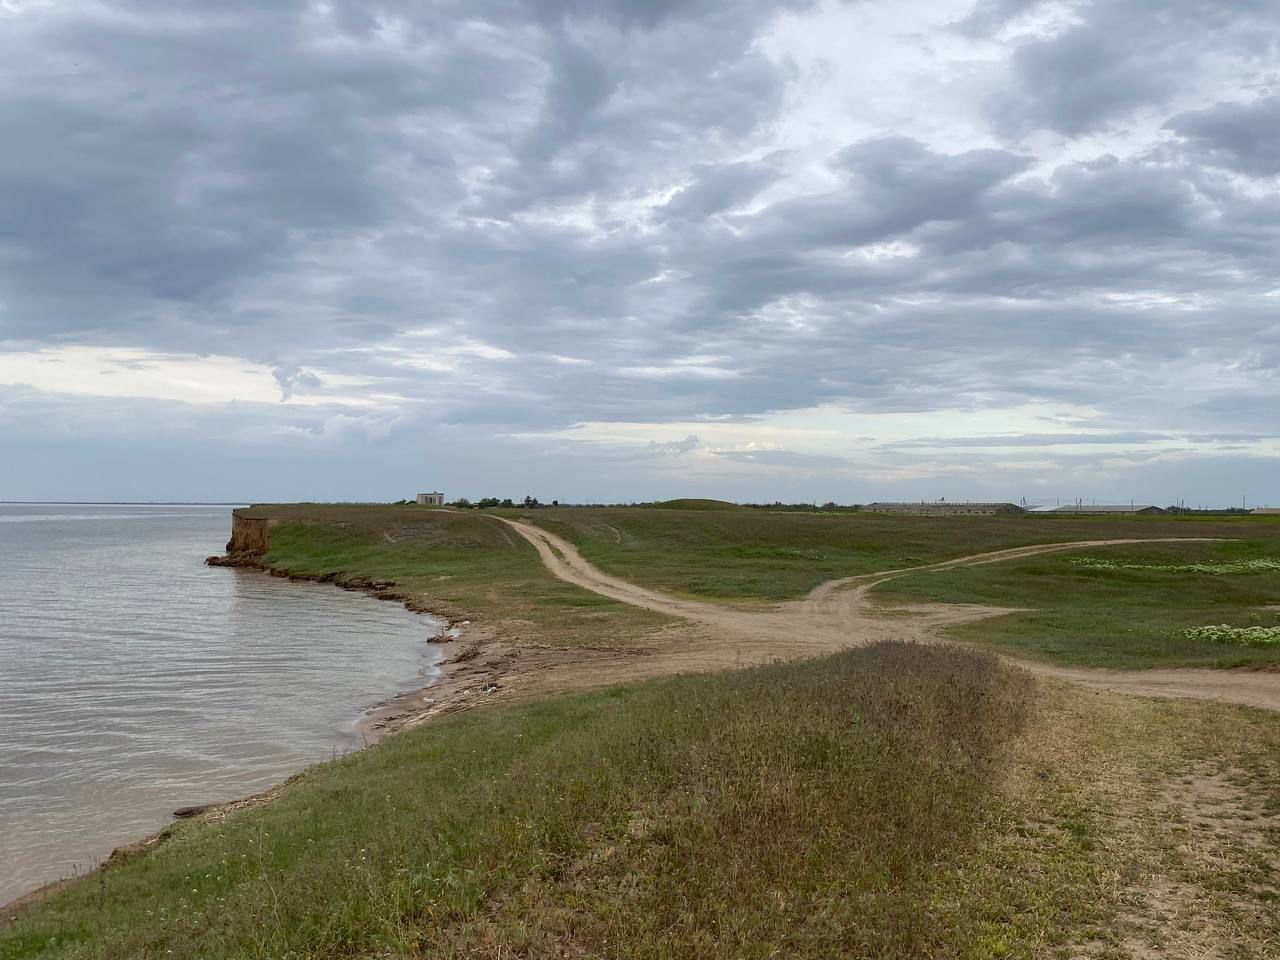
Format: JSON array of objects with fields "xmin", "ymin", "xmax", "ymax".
[{"xmin": 1, "ymin": 0, "xmax": 1278, "ymax": 505}]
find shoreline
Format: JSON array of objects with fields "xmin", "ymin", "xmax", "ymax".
[
  {"xmin": 206, "ymin": 553, "xmax": 516, "ymax": 740},
  {"xmin": 2, "ymin": 556, "xmax": 515, "ymax": 921}
]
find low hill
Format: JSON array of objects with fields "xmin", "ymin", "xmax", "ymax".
[{"xmin": 650, "ymin": 498, "xmax": 742, "ymax": 510}]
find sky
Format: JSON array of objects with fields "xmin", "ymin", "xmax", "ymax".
[{"xmin": 1, "ymin": 0, "xmax": 1278, "ymax": 506}]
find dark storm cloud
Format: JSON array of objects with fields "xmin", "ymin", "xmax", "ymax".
[
  {"xmin": 0, "ymin": 0, "xmax": 1278, "ymax": 504},
  {"xmin": 1166, "ymin": 96, "xmax": 1280, "ymax": 177},
  {"xmin": 980, "ymin": 0, "xmax": 1280, "ymax": 138},
  {"xmin": 0, "ymin": 0, "xmax": 804, "ymax": 357},
  {"xmin": 658, "ymin": 161, "xmax": 783, "ymax": 221},
  {"xmin": 718, "ymin": 136, "xmax": 1031, "ymax": 258}
]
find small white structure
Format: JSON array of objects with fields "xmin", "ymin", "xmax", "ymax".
[{"xmin": 416, "ymin": 491, "xmax": 445, "ymax": 506}]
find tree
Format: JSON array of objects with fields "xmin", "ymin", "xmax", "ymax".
[
  {"xmin": 499, "ymin": 498, "xmax": 515, "ymax": 508},
  {"xmin": 523, "ymin": 495, "xmax": 540, "ymax": 508}
]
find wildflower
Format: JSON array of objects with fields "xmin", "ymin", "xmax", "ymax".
[
  {"xmin": 1071, "ymin": 557, "xmax": 1280, "ymax": 575},
  {"xmin": 1185, "ymin": 624, "xmax": 1280, "ymax": 646}
]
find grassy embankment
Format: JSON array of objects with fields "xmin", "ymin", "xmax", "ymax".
[
  {"xmin": 243, "ymin": 505, "xmax": 1280, "ymax": 667},
  {"xmin": 6, "ymin": 643, "xmax": 1279, "ymax": 959},
  {"xmin": 237, "ymin": 505, "xmax": 671, "ymax": 648}
]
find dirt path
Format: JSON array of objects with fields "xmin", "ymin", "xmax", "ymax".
[
  {"xmin": 8, "ymin": 522, "xmax": 1269, "ymax": 920},
  {"xmin": 497, "ymin": 519, "xmax": 1280, "ymax": 713}
]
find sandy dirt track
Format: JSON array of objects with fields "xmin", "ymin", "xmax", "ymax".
[{"xmin": 496, "ymin": 519, "xmax": 1280, "ymax": 713}]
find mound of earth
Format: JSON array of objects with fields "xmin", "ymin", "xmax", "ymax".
[{"xmin": 650, "ymin": 498, "xmax": 742, "ymax": 511}]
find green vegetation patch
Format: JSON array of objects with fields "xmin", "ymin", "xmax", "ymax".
[
  {"xmin": 874, "ymin": 538, "xmax": 1280, "ymax": 668},
  {"xmin": 533, "ymin": 508, "xmax": 1269, "ymax": 604},
  {"xmin": 7, "ymin": 646, "xmax": 1280, "ymax": 958},
  {"xmin": 246, "ymin": 507, "xmax": 670, "ymax": 647},
  {"xmin": 1070, "ymin": 556, "xmax": 1280, "ymax": 574},
  {"xmin": 3, "ymin": 644, "xmax": 1037, "ymax": 959},
  {"xmin": 1185, "ymin": 624, "xmax": 1280, "ymax": 646},
  {"xmin": 649, "ymin": 498, "xmax": 744, "ymax": 510}
]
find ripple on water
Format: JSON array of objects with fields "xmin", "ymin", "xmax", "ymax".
[{"xmin": 0, "ymin": 504, "xmax": 444, "ymax": 903}]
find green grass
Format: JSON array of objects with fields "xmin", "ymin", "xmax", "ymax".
[
  {"xmin": 9, "ymin": 507, "xmax": 1280, "ymax": 955},
  {"xmin": 7, "ymin": 644, "xmax": 1279, "ymax": 959},
  {"xmin": 648, "ymin": 498, "xmax": 744, "ymax": 510},
  {"xmin": 3, "ymin": 644, "xmax": 1034, "ymax": 959},
  {"xmin": 873, "ymin": 537, "xmax": 1280, "ymax": 668},
  {"xmin": 240, "ymin": 506, "xmax": 670, "ymax": 647},
  {"xmin": 236, "ymin": 505, "xmax": 1280, "ymax": 666},
  {"xmin": 531, "ymin": 507, "xmax": 1276, "ymax": 604}
]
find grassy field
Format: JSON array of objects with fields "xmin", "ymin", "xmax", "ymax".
[
  {"xmin": 648, "ymin": 498, "xmax": 743, "ymax": 510},
  {"xmin": 531, "ymin": 507, "xmax": 1275, "ymax": 604},
  {"xmin": 5, "ymin": 643, "xmax": 1278, "ymax": 959},
  {"xmin": 873, "ymin": 537, "xmax": 1280, "ymax": 668},
  {"xmin": 240, "ymin": 505, "xmax": 671, "ymax": 648},
  {"xmin": 240, "ymin": 505, "xmax": 1280, "ymax": 667},
  {"xmin": 7, "ymin": 507, "xmax": 1280, "ymax": 956}
]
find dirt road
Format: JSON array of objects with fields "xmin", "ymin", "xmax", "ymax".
[{"xmin": 497, "ymin": 518, "xmax": 1280, "ymax": 713}]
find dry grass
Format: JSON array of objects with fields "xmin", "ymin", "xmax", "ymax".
[
  {"xmin": 2, "ymin": 644, "xmax": 1036, "ymax": 959},
  {"xmin": 5, "ymin": 646, "xmax": 1279, "ymax": 959},
  {"xmin": 986, "ymin": 683, "xmax": 1280, "ymax": 959}
]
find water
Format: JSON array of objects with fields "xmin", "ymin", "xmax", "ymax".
[{"xmin": 0, "ymin": 504, "xmax": 443, "ymax": 903}]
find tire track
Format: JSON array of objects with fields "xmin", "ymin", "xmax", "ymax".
[{"xmin": 496, "ymin": 518, "xmax": 1280, "ymax": 713}]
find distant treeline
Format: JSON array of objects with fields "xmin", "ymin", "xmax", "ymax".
[
  {"xmin": 394, "ymin": 497, "xmax": 863, "ymax": 511},
  {"xmin": 393, "ymin": 499, "xmax": 1267, "ymax": 515},
  {"xmin": 393, "ymin": 496, "xmax": 558, "ymax": 509},
  {"xmin": 1162, "ymin": 506, "xmax": 1254, "ymax": 515}
]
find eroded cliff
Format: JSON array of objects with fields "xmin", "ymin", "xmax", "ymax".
[{"xmin": 207, "ymin": 512, "xmax": 272, "ymax": 566}]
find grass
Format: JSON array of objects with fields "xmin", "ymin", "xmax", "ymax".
[
  {"xmin": 10, "ymin": 502, "xmax": 1280, "ymax": 955},
  {"xmin": 648, "ymin": 498, "xmax": 743, "ymax": 511},
  {"xmin": 6, "ymin": 644, "xmax": 1278, "ymax": 959},
  {"xmin": 239, "ymin": 506, "xmax": 671, "ymax": 648},
  {"xmin": 872, "ymin": 537, "xmax": 1280, "ymax": 668},
  {"xmin": 239, "ymin": 504, "xmax": 1278, "ymax": 609},
  {"xmin": 237, "ymin": 505, "xmax": 1280, "ymax": 666},
  {"xmin": 2, "ymin": 644, "xmax": 1031, "ymax": 959},
  {"xmin": 984, "ymin": 683, "xmax": 1280, "ymax": 958},
  {"xmin": 531, "ymin": 507, "xmax": 1276, "ymax": 604}
]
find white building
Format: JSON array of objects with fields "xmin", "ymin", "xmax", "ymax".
[{"xmin": 416, "ymin": 491, "xmax": 445, "ymax": 505}]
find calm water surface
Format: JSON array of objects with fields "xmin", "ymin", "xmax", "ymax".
[{"xmin": 0, "ymin": 504, "xmax": 443, "ymax": 903}]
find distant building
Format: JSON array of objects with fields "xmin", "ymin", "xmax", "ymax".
[
  {"xmin": 863, "ymin": 501, "xmax": 1025, "ymax": 516},
  {"xmin": 1029, "ymin": 504, "xmax": 1166, "ymax": 515},
  {"xmin": 1252, "ymin": 507, "xmax": 1280, "ymax": 515},
  {"xmin": 416, "ymin": 492, "xmax": 445, "ymax": 506}
]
